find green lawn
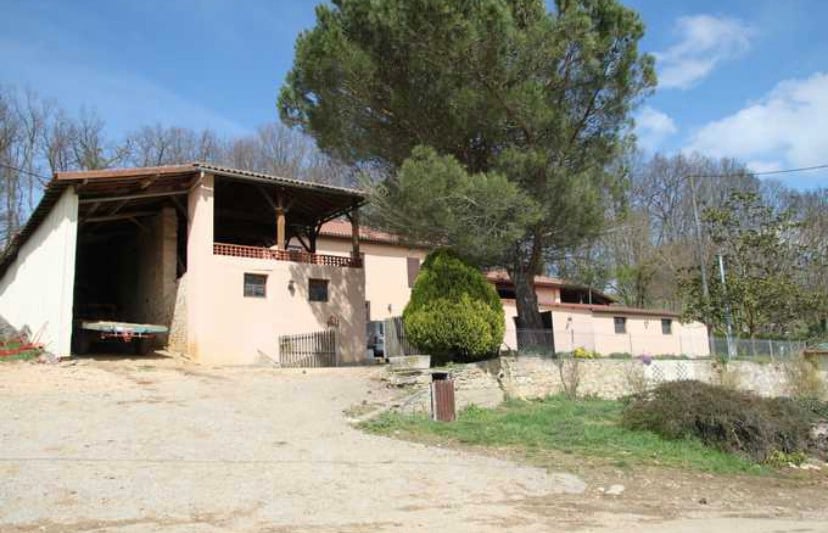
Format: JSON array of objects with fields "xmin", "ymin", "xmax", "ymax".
[{"xmin": 363, "ymin": 395, "xmax": 767, "ymax": 475}]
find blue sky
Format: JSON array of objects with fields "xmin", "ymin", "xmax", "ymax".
[{"xmin": 1, "ymin": 0, "xmax": 827, "ymax": 189}]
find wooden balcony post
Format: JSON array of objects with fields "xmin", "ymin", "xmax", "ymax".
[
  {"xmin": 276, "ymin": 207, "xmax": 286, "ymax": 251},
  {"xmin": 350, "ymin": 206, "xmax": 360, "ymax": 263}
]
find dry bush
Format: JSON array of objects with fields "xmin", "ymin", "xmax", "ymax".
[
  {"xmin": 555, "ymin": 355, "xmax": 581, "ymax": 399},
  {"xmin": 622, "ymin": 380, "xmax": 814, "ymax": 462}
]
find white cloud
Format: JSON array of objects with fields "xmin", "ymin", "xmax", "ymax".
[
  {"xmin": 635, "ymin": 106, "xmax": 677, "ymax": 152},
  {"xmin": 656, "ymin": 15, "xmax": 754, "ymax": 90},
  {"xmin": 688, "ymin": 72, "xmax": 828, "ymax": 172}
]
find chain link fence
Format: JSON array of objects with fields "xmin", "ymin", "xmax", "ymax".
[{"xmin": 711, "ymin": 336, "xmax": 805, "ymax": 360}]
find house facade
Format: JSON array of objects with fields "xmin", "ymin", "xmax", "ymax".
[
  {"xmin": 0, "ymin": 164, "xmax": 367, "ymax": 365},
  {"xmin": 0, "ymin": 163, "xmax": 708, "ymax": 363},
  {"xmin": 316, "ymin": 226, "xmax": 710, "ymax": 358}
]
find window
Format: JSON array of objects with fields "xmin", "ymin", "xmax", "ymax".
[
  {"xmin": 661, "ymin": 318, "xmax": 672, "ymax": 335},
  {"xmin": 407, "ymin": 257, "xmax": 420, "ymax": 288},
  {"xmin": 243, "ymin": 273, "xmax": 267, "ymax": 298},
  {"xmin": 613, "ymin": 316, "xmax": 627, "ymax": 334},
  {"xmin": 309, "ymin": 279, "xmax": 329, "ymax": 302}
]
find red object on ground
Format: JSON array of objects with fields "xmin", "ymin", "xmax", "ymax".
[{"xmin": 0, "ymin": 338, "xmax": 42, "ymax": 357}]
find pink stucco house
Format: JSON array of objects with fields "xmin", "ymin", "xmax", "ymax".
[
  {"xmin": 0, "ymin": 162, "xmax": 709, "ymax": 363},
  {"xmin": 0, "ymin": 163, "xmax": 368, "ymax": 364},
  {"xmin": 316, "ymin": 222, "xmax": 710, "ymax": 357}
]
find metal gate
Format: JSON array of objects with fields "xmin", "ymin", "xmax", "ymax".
[{"xmin": 278, "ymin": 328, "xmax": 338, "ymax": 368}]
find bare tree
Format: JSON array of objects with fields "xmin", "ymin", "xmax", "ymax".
[
  {"xmin": 123, "ymin": 124, "xmax": 225, "ymax": 166},
  {"xmin": 69, "ymin": 109, "xmax": 127, "ymax": 170}
]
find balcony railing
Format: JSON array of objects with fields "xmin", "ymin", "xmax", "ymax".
[{"xmin": 213, "ymin": 243, "xmax": 362, "ymax": 268}]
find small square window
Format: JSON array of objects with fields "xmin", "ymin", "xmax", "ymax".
[
  {"xmin": 661, "ymin": 318, "xmax": 672, "ymax": 335},
  {"xmin": 309, "ymin": 279, "xmax": 328, "ymax": 302},
  {"xmin": 244, "ymin": 273, "xmax": 267, "ymax": 298},
  {"xmin": 614, "ymin": 317, "xmax": 627, "ymax": 334}
]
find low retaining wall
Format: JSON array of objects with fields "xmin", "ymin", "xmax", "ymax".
[
  {"xmin": 386, "ymin": 356, "xmax": 828, "ymax": 413},
  {"xmin": 499, "ymin": 357, "xmax": 806, "ymax": 399}
]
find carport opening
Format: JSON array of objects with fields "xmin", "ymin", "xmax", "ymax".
[{"xmin": 72, "ymin": 204, "xmax": 183, "ymax": 356}]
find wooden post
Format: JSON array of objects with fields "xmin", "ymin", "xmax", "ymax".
[
  {"xmin": 276, "ymin": 207, "xmax": 286, "ymax": 251},
  {"xmin": 350, "ymin": 206, "xmax": 360, "ymax": 263}
]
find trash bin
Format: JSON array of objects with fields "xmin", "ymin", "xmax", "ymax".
[{"xmin": 431, "ymin": 371, "xmax": 455, "ymax": 422}]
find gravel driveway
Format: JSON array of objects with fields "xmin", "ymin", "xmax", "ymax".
[
  {"xmin": 0, "ymin": 359, "xmax": 586, "ymax": 532},
  {"xmin": 1, "ymin": 359, "xmax": 825, "ymax": 532}
]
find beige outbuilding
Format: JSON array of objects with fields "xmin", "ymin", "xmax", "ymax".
[{"xmin": 0, "ymin": 163, "xmax": 368, "ymax": 365}]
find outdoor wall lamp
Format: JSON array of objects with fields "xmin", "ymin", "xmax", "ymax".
[{"xmin": 288, "ymin": 280, "xmax": 296, "ymax": 296}]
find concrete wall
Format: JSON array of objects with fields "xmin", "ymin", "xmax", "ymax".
[
  {"xmin": 0, "ymin": 187, "xmax": 78, "ymax": 356},
  {"xmin": 317, "ymin": 237, "xmax": 428, "ymax": 321},
  {"xmin": 588, "ymin": 313, "xmax": 709, "ymax": 357},
  {"xmin": 186, "ymin": 174, "xmax": 366, "ymax": 365},
  {"xmin": 501, "ymin": 302, "xmax": 710, "ymax": 357}
]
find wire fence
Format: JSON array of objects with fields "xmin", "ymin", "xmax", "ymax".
[
  {"xmin": 710, "ymin": 336, "xmax": 805, "ymax": 360},
  {"xmin": 370, "ymin": 320, "xmax": 806, "ymax": 361}
]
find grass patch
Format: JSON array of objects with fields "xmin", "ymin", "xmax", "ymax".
[
  {"xmin": 0, "ymin": 340, "xmax": 42, "ymax": 362},
  {"xmin": 0, "ymin": 351, "xmax": 40, "ymax": 362},
  {"xmin": 363, "ymin": 395, "xmax": 766, "ymax": 475}
]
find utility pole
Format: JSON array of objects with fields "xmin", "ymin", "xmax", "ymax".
[
  {"xmin": 717, "ymin": 253, "xmax": 736, "ymax": 360},
  {"xmin": 688, "ymin": 174, "xmax": 713, "ymax": 355},
  {"xmin": 688, "ymin": 174, "xmax": 710, "ymax": 302}
]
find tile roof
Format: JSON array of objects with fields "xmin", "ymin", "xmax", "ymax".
[
  {"xmin": 55, "ymin": 162, "xmax": 366, "ymax": 198},
  {"xmin": 318, "ymin": 219, "xmax": 425, "ymax": 246},
  {"xmin": 500, "ymin": 299, "xmax": 681, "ymax": 318},
  {"xmin": 484, "ymin": 270, "xmax": 565, "ymax": 287},
  {"xmin": 1, "ymin": 163, "xmax": 366, "ymax": 279}
]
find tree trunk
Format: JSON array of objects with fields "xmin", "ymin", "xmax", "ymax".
[{"xmin": 508, "ymin": 234, "xmax": 547, "ymax": 352}]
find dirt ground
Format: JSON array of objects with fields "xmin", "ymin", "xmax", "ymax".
[{"xmin": 1, "ymin": 357, "xmax": 826, "ymax": 532}]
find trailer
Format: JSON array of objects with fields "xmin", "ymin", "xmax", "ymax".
[{"xmin": 73, "ymin": 321, "xmax": 169, "ymax": 355}]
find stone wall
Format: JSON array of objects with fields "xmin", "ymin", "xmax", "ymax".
[{"xmin": 389, "ymin": 355, "xmax": 828, "ymax": 413}]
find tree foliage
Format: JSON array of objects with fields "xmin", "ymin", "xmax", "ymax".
[
  {"xmin": 680, "ymin": 191, "xmax": 821, "ymax": 339},
  {"xmin": 403, "ymin": 250, "xmax": 504, "ymax": 362},
  {"xmin": 280, "ymin": 0, "xmax": 656, "ymax": 329},
  {"xmin": 366, "ymin": 146, "xmax": 541, "ymax": 265}
]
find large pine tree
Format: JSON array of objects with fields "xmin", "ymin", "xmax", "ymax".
[{"xmin": 280, "ymin": 0, "xmax": 655, "ymax": 330}]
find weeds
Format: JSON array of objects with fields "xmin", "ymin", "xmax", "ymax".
[{"xmin": 363, "ymin": 395, "xmax": 764, "ymax": 474}]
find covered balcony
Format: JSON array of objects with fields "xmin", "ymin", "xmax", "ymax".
[{"xmin": 207, "ymin": 164, "xmax": 365, "ymax": 268}]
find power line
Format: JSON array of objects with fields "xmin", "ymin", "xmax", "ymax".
[
  {"xmin": 0, "ymin": 162, "xmax": 52, "ymax": 181},
  {"xmin": 688, "ymin": 163, "xmax": 828, "ymax": 180}
]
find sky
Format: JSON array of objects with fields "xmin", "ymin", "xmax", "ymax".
[{"xmin": 1, "ymin": 0, "xmax": 827, "ymax": 190}]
